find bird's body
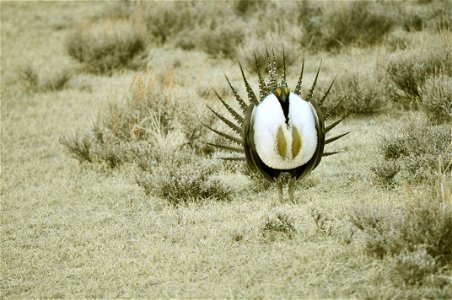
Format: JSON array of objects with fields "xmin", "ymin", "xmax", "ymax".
[
  {"xmin": 250, "ymin": 92, "xmax": 319, "ymax": 170},
  {"xmin": 205, "ymin": 51, "xmax": 348, "ymax": 201}
]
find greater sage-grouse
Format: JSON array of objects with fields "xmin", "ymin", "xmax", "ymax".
[{"xmin": 205, "ymin": 51, "xmax": 349, "ymax": 201}]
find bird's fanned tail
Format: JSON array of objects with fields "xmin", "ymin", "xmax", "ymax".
[{"xmin": 205, "ymin": 51, "xmax": 350, "ymax": 169}]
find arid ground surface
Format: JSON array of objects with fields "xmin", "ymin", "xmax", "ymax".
[{"xmin": 1, "ymin": 1, "xmax": 451, "ymax": 298}]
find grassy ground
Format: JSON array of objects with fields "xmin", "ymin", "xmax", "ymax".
[{"xmin": 1, "ymin": 1, "xmax": 451, "ymax": 298}]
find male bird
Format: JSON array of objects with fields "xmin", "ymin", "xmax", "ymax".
[{"xmin": 205, "ymin": 51, "xmax": 349, "ymax": 201}]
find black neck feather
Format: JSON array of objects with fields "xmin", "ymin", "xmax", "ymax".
[{"xmin": 280, "ymin": 99, "xmax": 290, "ymax": 124}]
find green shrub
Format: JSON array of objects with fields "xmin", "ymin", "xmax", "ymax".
[
  {"xmin": 372, "ymin": 122, "xmax": 451, "ymax": 185},
  {"xmin": 351, "ymin": 179, "xmax": 451, "ymax": 285},
  {"xmin": 420, "ymin": 76, "xmax": 452, "ymax": 124},
  {"xmin": 136, "ymin": 151, "xmax": 232, "ymax": 205},
  {"xmin": 386, "ymin": 37, "xmax": 451, "ymax": 108},
  {"xmin": 319, "ymin": 72, "xmax": 387, "ymax": 116},
  {"xmin": 300, "ymin": 1, "xmax": 396, "ymax": 51},
  {"xmin": 66, "ymin": 18, "xmax": 147, "ymax": 74}
]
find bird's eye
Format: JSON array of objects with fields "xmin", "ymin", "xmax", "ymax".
[
  {"xmin": 276, "ymin": 88, "xmax": 282, "ymax": 97},
  {"xmin": 284, "ymin": 87, "xmax": 289, "ymax": 95}
]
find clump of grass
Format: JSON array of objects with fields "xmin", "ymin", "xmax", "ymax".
[
  {"xmin": 262, "ymin": 209, "xmax": 296, "ymax": 241},
  {"xmin": 372, "ymin": 121, "xmax": 451, "ymax": 185},
  {"xmin": 18, "ymin": 64, "xmax": 72, "ymax": 93},
  {"xmin": 59, "ymin": 132, "xmax": 94, "ymax": 163},
  {"xmin": 319, "ymin": 72, "xmax": 387, "ymax": 116},
  {"xmin": 350, "ymin": 177, "xmax": 451, "ymax": 285},
  {"xmin": 309, "ymin": 207, "xmax": 334, "ymax": 236},
  {"xmin": 66, "ymin": 17, "xmax": 147, "ymax": 74},
  {"xmin": 136, "ymin": 151, "xmax": 232, "ymax": 205},
  {"xmin": 17, "ymin": 65, "xmax": 39, "ymax": 92},
  {"xmin": 419, "ymin": 76, "xmax": 452, "ymax": 124}
]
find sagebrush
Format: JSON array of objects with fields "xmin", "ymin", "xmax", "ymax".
[{"xmin": 372, "ymin": 121, "xmax": 451, "ymax": 185}]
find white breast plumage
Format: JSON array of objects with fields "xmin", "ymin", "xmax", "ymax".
[{"xmin": 252, "ymin": 92, "xmax": 318, "ymax": 170}]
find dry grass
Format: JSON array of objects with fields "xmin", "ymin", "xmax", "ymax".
[{"xmin": 2, "ymin": 1, "xmax": 452, "ymax": 299}]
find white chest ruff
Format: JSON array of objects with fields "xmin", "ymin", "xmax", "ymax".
[{"xmin": 252, "ymin": 93, "xmax": 318, "ymax": 170}]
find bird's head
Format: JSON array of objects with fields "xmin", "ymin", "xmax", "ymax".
[{"xmin": 274, "ymin": 86, "xmax": 290, "ymax": 104}]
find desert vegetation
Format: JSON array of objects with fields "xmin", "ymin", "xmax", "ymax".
[{"xmin": 2, "ymin": 1, "xmax": 451, "ymax": 298}]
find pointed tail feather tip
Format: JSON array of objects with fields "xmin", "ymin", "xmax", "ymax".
[
  {"xmin": 307, "ymin": 60, "xmax": 322, "ymax": 101},
  {"xmin": 239, "ymin": 63, "xmax": 259, "ymax": 105},
  {"xmin": 212, "ymin": 89, "xmax": 244, "ymax": 125},
  {"xmin": 202, "ymin": 122, "xmax": 243, "ymax": 145},
  {"xmin": 325, "ymin": 132, "xmax": 350, "ymax": 145}
]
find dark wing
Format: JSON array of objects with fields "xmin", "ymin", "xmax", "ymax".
[
  {"xmin": 243, "ymin": 104, "xmax": 282, "ymax": 182},
  {"xmin": 290, "ymin": 100, "xmax": 326, "ymax": 180}
]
